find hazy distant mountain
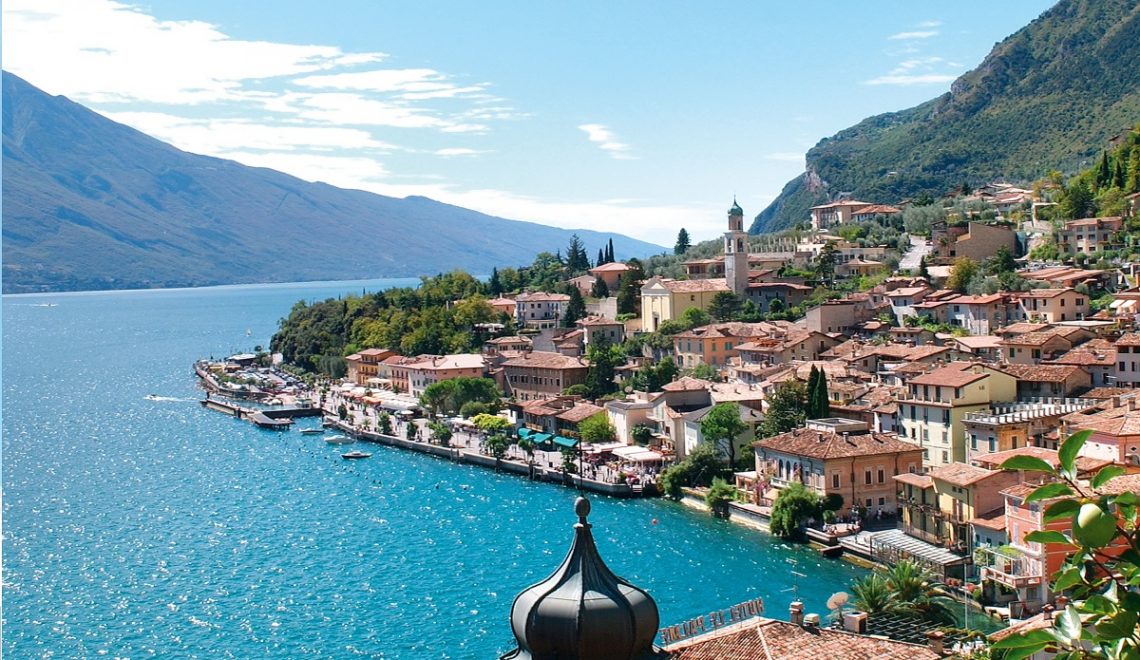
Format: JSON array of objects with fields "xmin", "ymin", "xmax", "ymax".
[
  {"xmin": 751, "ymin": 0, "xmax": 1140, "ymax": 233},
  {"xmin": 1, "ymin": 72, "xmax": 664, "ymax": 293}
]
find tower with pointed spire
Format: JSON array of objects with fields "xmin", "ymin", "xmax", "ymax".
[
  {"xmin": 501, "ymin": 497, "xmax": 660, "ymax": 659},
  {"xmin": 724, "ymin": 199, "xmax": 748, "ymax": 295}
]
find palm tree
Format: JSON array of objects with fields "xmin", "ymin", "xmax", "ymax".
[
  {"xmin": 850, "ymin": 573, "xmax": 892, "ymax": 616},
  {"xmin": 881, "ymin": 560, "xmax": 957, "ymax": 625}
]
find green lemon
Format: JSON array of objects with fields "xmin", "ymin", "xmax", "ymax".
[{"xmin": 1073, "ymin": 503, "xmax": 1116, "ymax": 548}]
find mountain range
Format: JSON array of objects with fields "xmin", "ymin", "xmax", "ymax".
[
  {"xmin": 751, "ymin": 0, "xmax": 1140, "ymax": 233},
  {"xmin": 1, "ymin": 72, "xmax": 664, "ymax": 294}
]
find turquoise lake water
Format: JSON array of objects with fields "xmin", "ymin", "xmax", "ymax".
[{"xmin": 2, "ymin": 279, "xmax": 867, "ymax": 658}]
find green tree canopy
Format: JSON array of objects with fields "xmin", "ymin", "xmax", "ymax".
[
  {"xmin": 708, "ymin": 292, "xmax": 742, "ymax": 322},
  {"xmin": 590, "ymin": 276, "xmax": 609, "ymax": 299},
  {"xmin": 562, "ymin": 287, "xmax": 586, "ymax": 327},
  {"xmin": 674, "ymin": 228, "xmax": 692, "ymax": 255},
  {"xmin": 945, "ymin": 256, "xmax": 979, "ymax": 293},
  {"xmin": 760, "ymin": 380, "xmax": 808, "ymax": 437},
  {"xmin": 578, "ymin": 412, "xmax": 616, "ymax": 444},
  {"xmin": 700, "ymin": 402, "xmax": 748, "ymax": 470},
  {"xmin": 769, "ymin": 482, "xmax": 822, "ymax": 539}
]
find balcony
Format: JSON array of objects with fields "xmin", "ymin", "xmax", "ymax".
[{"xmin": 976, "ymin": 547, "xmax": 1043, "ymax": 589}]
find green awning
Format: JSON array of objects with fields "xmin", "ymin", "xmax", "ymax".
[
  {"xmin": 531, "ymin": 433, "xmax": 552, "ymax": 444},
  {"xmin": 553, "ymin": 436, "xmax": 579, "ymax": 448},
  {"xmin": 517, "ymin": 428, "xmax": 533, "ymax": 439}
]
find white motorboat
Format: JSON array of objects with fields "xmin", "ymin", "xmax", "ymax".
[{"xmin": 325, "ymin": 434, "xmax": 354, "ymax": 445}]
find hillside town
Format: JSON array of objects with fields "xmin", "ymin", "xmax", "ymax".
[{"xmin": 194, "ymin": 144, "xmax": 1140, "ymax": 658}]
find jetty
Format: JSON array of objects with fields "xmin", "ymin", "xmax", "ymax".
[{"xmin": 199, "ymin": 398, "xmax": 321, "ymax": 429}]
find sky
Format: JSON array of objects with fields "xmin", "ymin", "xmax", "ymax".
[{"xmin": 2, "ymin": 0, "xmax": 1057, "ymax": 246}]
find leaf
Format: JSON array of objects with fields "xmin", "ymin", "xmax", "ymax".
[
  {"xmin": 1025, "ymin": 482, "xmax": 1074, "ymax": 503},
  {"xmin": 1026, "ymin": 530, "xmax": 1073, "ymax": 546},
  {"xmin": 992, "ymin": 627, "xmax": 1060, "ymax": 660},
  {"xmin": 1058, "ymin": 605, "xmax": 1083, "ymax": 643},
  {"xmin": 999, "ymin": 455, "xmax": 1057, "ymax": 473},
  {"xmin": 1052, "ymin": 566, "xmax": 1085, "ymax": 592},
  {"xmin": 1090, "ymin": 465, "xmax": 1126, "ymax": 489},
  {"xmin": 1044, "ymin": 499, "xmax": 1081, "ymax": 523},
  {"xmin": 1095, "ymin": 609, "xmax": 1138, "ymax": 641},
  {"xmin": 1058, "ymin": 429, "xmax": 1091, "ymax": 476}
]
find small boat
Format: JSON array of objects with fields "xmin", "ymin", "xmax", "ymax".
[
  {"xmin": 300, "ymin": 428, "xmax": 325, "ymax": 435},
  {"xmin": 325, "ymin": 434, "xmax": 354, "ymax": 445},
  {"xmin": 342, "ymin": 450, "xmax": 371, "ymax": 459}
]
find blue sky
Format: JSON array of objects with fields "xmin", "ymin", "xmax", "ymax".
[{"xmin": 3, "ymin": 0, "xmax": 1056, "ymax": 245}]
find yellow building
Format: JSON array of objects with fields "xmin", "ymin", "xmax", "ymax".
[
  {"xmin": 896, "ymin": 463, "xmax": 1018, "ymax": 554},
  {"xmin": 1013, "ymin": 288, "xmax": 1088, "ymax": 323},
  {"xmin": 898, "ymin": 362, "xmax": 1017, "ymax": 469},
  {"xmin": 640, "ymin": 277, "xmax": 729, "ymax": 332}
]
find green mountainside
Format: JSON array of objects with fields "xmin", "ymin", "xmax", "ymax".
[
  {"xmin": 1, "ymin": 72, "xmax": 664, "ymax": 293},
  {"xmin": 751, "ymin": 0, "xmax": 1140, "ymax": 233}
]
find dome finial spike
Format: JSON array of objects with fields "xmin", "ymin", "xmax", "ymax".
[{"xmin": 575, "ymin": 496, "xmax": 591, "ymax": 523}]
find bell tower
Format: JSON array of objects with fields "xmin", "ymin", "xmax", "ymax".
[{"xmin": 724, "ymin": 198, "xmax": 749, "ymax": 295}]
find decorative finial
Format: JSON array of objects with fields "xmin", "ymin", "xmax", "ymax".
[{"xmin": 575, "ymin": 496, "xmax": 591, "ymax": 522}]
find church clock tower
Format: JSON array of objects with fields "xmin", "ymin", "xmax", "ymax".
[{"xmin": 724, "ymin": 198, "xmax": 749, "ymax": 295}]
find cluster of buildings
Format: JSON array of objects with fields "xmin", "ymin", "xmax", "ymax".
[{"xmin": 340, "ymin": 198, "xmax": 1140, "ymax": 623}]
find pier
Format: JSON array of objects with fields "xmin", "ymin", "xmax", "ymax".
[{"xmin": 199, "ymin": 398, "xmax": 322, "ymax": 429}]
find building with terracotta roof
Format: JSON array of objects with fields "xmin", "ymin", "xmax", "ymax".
[
  {"xmin": 586, "ymin": 261, "xmax": 632, "ymax": 291},
  {"xmin": 640, "ymin": 276, "xmax": 731, "ymax": 331},
  {"xmin": 993, "ymin": 363, "xmax": 1092, "ymax": 399},
  {"xmin": 344, "ymin": 347, "xmax": 397, "ymax": 385},
  {"xmin": 809, "ymin": 199, "xmax": 874, "ymax": 230},
  {"xmin": 963, "ymin": 399, "xmax": 1099, "ymax": 459},
  {"xmin": 500, "ymin": 351, "xmax": 589, "ymax": 402},
  {"xmin": 663, "ymin": 611, "xmax": 939, "ymax": 660},
  {"xmin": 514, "ymin": 291, "xmax": 571, "ymax": 328},
  {"xmin": 896, "ymin": 462, "xmax": 1018, "ymax": 554},
  {"xmin": 999, "ymin": 326, "xmax": 1092, "ymax": 364},
  {"xmin": 396, "ymin": 353, "xmax": 486, "ymax": 397},
  {"xmin": 1047, "ymin": 338, "xmax": 1117, "ymax": 387},
  {"xmin": 1115, "ymin": 332, "xmax": 1140, "ymax": 387},
  {"xmin": 898, "ymin": 363, "xmax": 1018, "ymax": 469},
  {"xmin": 1058, "ymin": 216, "xmax": 1122, "ymax": 254},
  {"xmin": 575, "ymin": 315, "xmax": 625, "ymax": 348},
  {"xmin": 1011, "ymin": 287, "xmax": 1089, "ymax": 324},
  {"xmin": 483, "ymin": 335, "xmax": 533, "ymax": 358},
  {"xmin": 1061, "ymin": 393, "xmax": 1140, "ymax": 466},
  {"xmin": 754, "ymin": 418, "xmax": 923, "ymax": 515}
]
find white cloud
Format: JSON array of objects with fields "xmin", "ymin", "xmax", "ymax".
[
  {"xmin": 434, "ymin": 148, "xmax": 484, "ymax": 157},
  {"xmin": 577, "ymin": 124, "xmax": 635, "ymax": 160},
  {"xmin": 888, "ymin": 30, "xmax": 939, "ymax": 40},
  {"xmin": 764, "ymin": 152, "xmax": 806, "ymax": 164},
  {"xmin": 865, "ymin": 55, "xmax": 961, "ymax": 86},
  {"xmin": 99, "ymin": 111, "xmax": 399, "ymax": 154},
  {"xmin": 865, "ymin": 73, "xmax": 959, "ymax": 86},
  {"xmin": 917, "ymin": 20, "xmax": 942, "ymax": 28}
]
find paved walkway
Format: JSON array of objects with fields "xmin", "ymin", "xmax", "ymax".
[{"xmin": 898, "ymin": 234, "xmax": 931, "ymax": 273}]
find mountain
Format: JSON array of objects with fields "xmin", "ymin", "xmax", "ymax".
[
  {"xmin": 751, "ymin": 0, "xmax": 1140, "ymax": 233},
  {"xmin": 1, "ymin": 72, "xmax": 664, "ymax": 294}
]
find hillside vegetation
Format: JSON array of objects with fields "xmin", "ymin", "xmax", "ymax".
[{"xmin": 752, "ymin": 0, "xmax": 1140, "ymax": 232}]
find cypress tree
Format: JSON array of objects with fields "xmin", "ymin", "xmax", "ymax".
[
  {"xmin": 606, "ymin": 238, "xmax": 615, "ymax": 263},
  {"xmin": 813, "ymin": 372, "xmax": 830, "ymax": 419},
  {"xmin": 597, "ymin": 248, "xmax": 605, "ymax": 268},
  {"xmin": 591, "ymin": 276, "xmax": 609, "ymax": 299},
  {"xmin": 562, "ymin": 287, "xmax": 586, "ymax": 327},
  {"xmin": 488, "ymin": 267, "xmax": 503, "ymax": 296},
  {"xmin": 1096, "ymin": 152, "xmax": 1111, "ymax": 189},
  {"xmin": 1113, "ymin": 159, "xmax": 1126, "ymax": 189},
  {"xmin": 806, "ymin": 366, "xmax": 821, "ymax": 418}
]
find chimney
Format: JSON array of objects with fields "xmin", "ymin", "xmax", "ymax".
[
  {"xmin": 1130, "ymin": 399, "xmax": 1137, "ymax": 412},
  {"xmin": 1042, "ymin": 604, "xmax": 1055, "ymax": 622},
  {"xmin": 1055, "ymin": 595, "xmax": 1070, "ymax": 610},
  {"xmin": 789, "ymin": 601, "xmax": 804, "ymax": 626},
  {"xmin": 803, "ymin": 613, "xmax": 821, "ymax": 628},
  {"xmin": 926, "ymin": 630, "xmax": 946, "ymax": 656}
]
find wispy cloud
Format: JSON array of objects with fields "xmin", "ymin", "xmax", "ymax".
[
  {"xmin": 917, "ymin": 20, "xmax": 942, "ymax": 28},
  {"xmin": 865, "ymin": 73, "xmax": 958, "ymax": 86},
  {"xmin": 866, "ymin": 53, "xmax": 962, "ymax": 86},
  {"xmin": 888, "ymin": 30, "xmax": 939, "ymax": 40},
  {"xmin": 577, "ymin": 124, "xmax": 636, "ymax": 160},
  {"xmin": 764, "ymin": 152, "xmax": 806, "ymax": 164},
  {"xmin": 434, "ymin": 148, "xmax": 484, "ymax": 157}
]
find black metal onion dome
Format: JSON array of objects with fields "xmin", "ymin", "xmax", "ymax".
[{"xmin": 501, "ymin": 497, "xmax": 660, "ymax": 660}]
